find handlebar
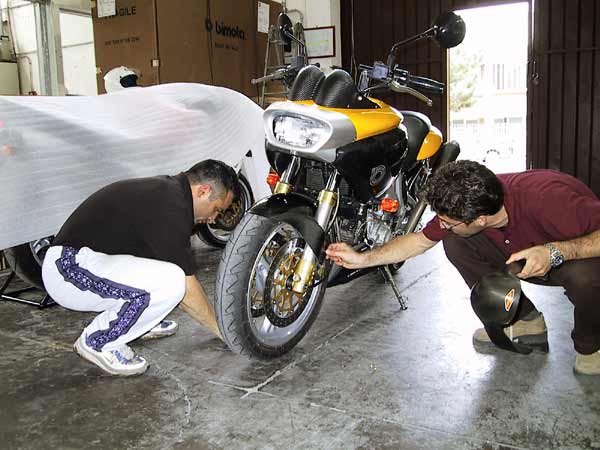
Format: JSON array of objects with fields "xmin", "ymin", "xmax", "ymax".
[
  {"xmin": 358, "ymin": 64, "xmax": 445, "ymax": 102},
  {"xmin": 252, "ymin": 62, "xmax": 320, "ymax": 86},
  {"xmin": 405, "ymin": 75, "xmax": 445, "ymax": 95},
  {"xmin": 251, "ymin": 69, "xmax": 287, "ymax": 85}
]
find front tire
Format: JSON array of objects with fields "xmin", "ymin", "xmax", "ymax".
[{"xmin": 215, "ymin": 213, "xmax": 327, "ymax": 358}]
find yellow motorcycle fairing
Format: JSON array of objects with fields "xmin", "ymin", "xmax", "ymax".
[
  {"xmin": 292, "ymin": 99, "xmax": 402, "ymax": 141},
  {"xmin": 417, "ymin": 126, "xmax": 443, "ymax": 160}
]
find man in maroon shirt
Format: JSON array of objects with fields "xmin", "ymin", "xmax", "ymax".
[{"xmin": 326, "ymin": 160, "xmax": 600, "ymax": 375}]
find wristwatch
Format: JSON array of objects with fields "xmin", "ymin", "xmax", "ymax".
[{"xmin": 544, "ymin": 243, "xmax": 565, "ymax": 268}]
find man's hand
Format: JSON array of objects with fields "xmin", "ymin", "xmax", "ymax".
[
  {"xmin": 326, "ymin": 243, "xmax": 368, "ymax": 269},
  {"xmin": 506, "ymin": 245, "xmax": 552, "ymax": 278},
  {"xmin": 180, "ymin": 275, "xmax": 223, "ymax": 340}
]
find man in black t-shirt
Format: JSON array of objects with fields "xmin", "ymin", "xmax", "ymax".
[{"xmin": 42, "ymin": 159, "xmax": 237, "ymax": 376}]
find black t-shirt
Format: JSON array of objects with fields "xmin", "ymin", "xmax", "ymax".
[{"xmin": 53, "ymin": 172, "xmax": 196, "ymax": 275}]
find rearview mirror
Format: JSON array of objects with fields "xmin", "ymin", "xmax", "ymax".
[
  {"xmin": 278, "ymin": 13, "xmax": 293, "ymax": 46},
  {"xmin": 433, "ymin": 11, "xmax": 466, "ymax": 49}
]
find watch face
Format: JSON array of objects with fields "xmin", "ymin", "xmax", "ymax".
[
  {"xmin": 546, "ymin": 244, "xmax": 564, "ymax": 267},
  {"xmin": 551, "ymin": 249, "xmax": 564, "ymax": 267}
]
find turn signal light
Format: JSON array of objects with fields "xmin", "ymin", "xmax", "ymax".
[
  {"xmin": 381, "ymin": 198, "xmax": 399, "ymax": 213},
  {"xmin": 266, "ymin": 172, "xmax": 280, "ymax": 188}
]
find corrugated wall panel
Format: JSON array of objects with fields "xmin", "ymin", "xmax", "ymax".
[
  {"xmin": 576, "ymin": 0, "xmax": 594, "ymax": 186},
  {"xmin": 529, "ymin": 0, "xmax": 546, "ymax": 169},
  {"xmin": 592, "ymin": 1, "xmax": 600, "ymax": 194},
  {"xmin": 529, "ymin": 0, "xmax": 600, "ymax": 195},
  {"xmin": 561, "ymin": 0, "xmax": 579, "ymax": 176},
  {"xmin": 547, "ymin": 0, "xmax": 565, "ymax": 171}
]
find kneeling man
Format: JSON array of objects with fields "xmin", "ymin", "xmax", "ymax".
[{"xmin": 42, "ymin": 159, "xmax": 236, "ymax": 376}]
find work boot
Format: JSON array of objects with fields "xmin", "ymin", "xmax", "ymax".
[
  {"xmin": 141, "ymin": 320, "xmax": 179, "ymax": 340},
  {"xmin": 574, "ymin": 351, "xmax": 600, "ymax": 375},
  {"xmin": 74, "ymin": 335, "xmax": 148, "ymax": 376},
  {"xmin": 473, "ymin": 310, "xmax": 549, "ymax": 353}
]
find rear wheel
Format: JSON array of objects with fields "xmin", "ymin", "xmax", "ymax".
[
  {"xmin": 215, "ymin": 213, "xmax": 328, "ymax": 358},
  {"xmin": 196, "ymin": 174, "xmax": 254, "ymax": 248}
]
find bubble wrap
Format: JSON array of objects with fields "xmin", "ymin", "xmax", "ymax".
[{"xmin": 0, "ymin": 83, "xmax": 270, "ymax": 250}]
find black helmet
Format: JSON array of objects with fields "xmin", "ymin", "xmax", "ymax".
[
  {"xmin": 471, "ymin": 270, "xmax": 521, "ymax": 326},
  {"xmin": 470, "ymin": 264, "xmax": 532, "ymax": 354}
]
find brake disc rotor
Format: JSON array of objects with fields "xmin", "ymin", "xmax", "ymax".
[
  {"xmin": 263, "ymin": 241, "xmax": 314, "ymax": 327},
  {"xmin": 250, "ymin": 239, "xmax": 283, "ymax": 317},
  {"xmin": 214, "ymin": 197, "xmax": 244, "ymax": 231}
]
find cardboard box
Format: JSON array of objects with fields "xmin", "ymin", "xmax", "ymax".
[
  {"xmin": 92, "ymin": 0, "xmax": 159, "ymax": 90},
  {"xmin": 93, "ymin": 0, "xmax": 281, "ymax": 98}
]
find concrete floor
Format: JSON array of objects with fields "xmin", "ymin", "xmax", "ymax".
[{"xmin": 1, "ymin": 239, "xmax": 599, "ymax": 450}]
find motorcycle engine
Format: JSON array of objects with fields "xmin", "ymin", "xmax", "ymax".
[
  {"xmin": 297, "ymin": 161, "xmax": 367, "ymax": 244},
  {"xmin": 366, "ymin": 208, "xmax": 393, "ymax": 247},
  {"xmin": 299, "ymin": 161, "xmax": 355, "ymax": 209}
]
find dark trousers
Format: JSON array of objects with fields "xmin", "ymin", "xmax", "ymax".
[{"xmin": 442, "ymin": 233, "xmax": 600, "ymax": 354}]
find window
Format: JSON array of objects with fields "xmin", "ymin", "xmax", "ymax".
[{"xmin": 490, "ymin": 63, "xmax": 526, "ymax": 91}]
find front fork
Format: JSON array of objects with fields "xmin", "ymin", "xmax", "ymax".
[{"xmin": 275, "ymin": 156, "xmax": 341, "ymax": 294}]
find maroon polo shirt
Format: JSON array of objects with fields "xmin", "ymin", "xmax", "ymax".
[{"xmin": 422, "ymin": 169, "xmax": 600, "ymax": 255}]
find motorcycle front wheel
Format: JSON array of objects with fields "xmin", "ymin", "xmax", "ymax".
[{"xmin": 215, "ymin": 213, "xmax": 327, "ymax": 358}]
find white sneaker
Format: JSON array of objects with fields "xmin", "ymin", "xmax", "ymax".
[
  {"xmin": 141, "ymin": 320, "xmax": 179, "ymax": 340},
  {"xmin": 74, "ymin": 335, "xmax": 148, "ymax": 376}
]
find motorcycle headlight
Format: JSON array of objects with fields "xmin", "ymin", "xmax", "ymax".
[{"xmin": 273, "ymin": 115, "xmax": 329, "ymax": 149}]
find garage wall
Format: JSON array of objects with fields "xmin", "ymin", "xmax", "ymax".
[
  {"xmin": 528, "ymin": 0, "xmax": 600, "ymax": 195},
  {"xmin": 341, "ymin": 0, "xmax": 600, "ymax": 196}
]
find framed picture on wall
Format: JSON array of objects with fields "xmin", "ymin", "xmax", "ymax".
[{"xmin": 304, "ymin": 26, "xmax": 336, "ymax": 59}]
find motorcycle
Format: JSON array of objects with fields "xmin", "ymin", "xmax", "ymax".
[{"xmin": 214, "ymin": 11, "xmax": 466, "ymax": 358}]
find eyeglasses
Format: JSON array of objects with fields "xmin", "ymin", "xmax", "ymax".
[{"xmin": 439, "ymin": 217, "xmax": 465, "ymax": 231}]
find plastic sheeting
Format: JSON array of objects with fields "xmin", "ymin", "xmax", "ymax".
[{"xmin": 0, "ymin": 83, "xmax": 270, "ymax": 250}]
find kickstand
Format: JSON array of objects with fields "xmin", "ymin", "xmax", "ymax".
[
  {"xmin": 0, "ymin": 270, "xmax": 56, "ymax": 309},
  {"xmin": 379, "ymin": 266, "xmax": 408, "ymax": 310}
]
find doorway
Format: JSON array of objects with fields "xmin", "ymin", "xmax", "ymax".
[{"xmin": 448, "ymin": 2, "xmax": 529, "ymax": 173}]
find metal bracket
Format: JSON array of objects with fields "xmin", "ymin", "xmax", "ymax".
[
  {"xmin": 33, "ymin": 0, "xmax": 65, "ymax": 95},
  {"xmin": 0, "ymin": 270, "xmax": 56, "ymax": 309},
  {"xmin": 379, "ymin": 265, "xmax": 408, "ymax": 310}
]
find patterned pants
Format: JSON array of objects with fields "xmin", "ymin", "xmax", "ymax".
[{"xmin": 42, "ymin": 246, "xmax": 185, "ymax": 351}]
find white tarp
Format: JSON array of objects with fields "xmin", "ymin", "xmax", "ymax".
[{"xmin": 0, "ymin": 83, "xmax": 270, "ymax": 250}]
